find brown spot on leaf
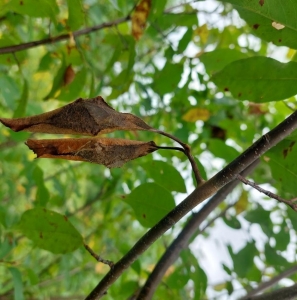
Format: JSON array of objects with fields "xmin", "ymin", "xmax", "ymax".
[
  {"xmin": 259, "ymin": 0, "xmax": 264, "ymax": 6},
  {"xmin": 40, "ymin": 232, "xmax": 43, "ymax": 239},
  {"xmin": 26, "ymin": 138, "xmax": 158, "ymax": 168},
  {"xmin": 224, "ymin": 87, "xmax": 229, "ymax": 91},
  {"xmin": 238, "ymin": 93, "xmax": 242, "ymax": 97},
  {"xmin": 283, "ymin": 142, "xmax": 295, "ymax": 158},
  {"xmin": 143, "ymin": 214, "xmax": 146, "ymax": 218},
  {"xmin": 64, "ymin": 216, "xmax": 68, "ymax": 221},
  {"xmin": 253, "ymin": 24, "xmax": 260, "ymax": 30},
  {"xmin": 278, "ymin": 39, "xmax": 282, "ymax": 42},
  {"xmin": 20, "ymin": 0, "xmax": 23, "ymax": 4},
  {"xmin": 210, "ymin": 126, "xmax": 226, "ymax": 140}
]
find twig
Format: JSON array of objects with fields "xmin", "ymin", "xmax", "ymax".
[
  {"xmin": 154, "ymin": 129, "xmax": 205, "ymax": 186},
  {"xmin": 241, "ymin": 283, "xmax": 297, "ymax": 300},
  {"xmin": 135, "ymin": 160, "xmax": 259, "ymax": 300},
  {"xmin": 85, "ymin": 107, "xmax": 297, "ymax": 299},
  {"xmin": 84, "ymin": 244, "xmax": 114, "ymax": 269},
  {"xmin": 240, "ymin": 265, "xmax": 297, "ymax": 299},
  {"xmin": 237, "ymin": 174, "xmax": 297, "ymax": 211},
  {"xmin": 0, "ymin": 16, "xmax": 130, "ymax": 55}
]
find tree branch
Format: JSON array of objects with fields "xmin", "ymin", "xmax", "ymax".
[
  {"xmin": 0, "ymin": 16, "xmax": 130, "ymax": 55},
  {"xmin": 84, "ymin": 244, "xmax": 114, "ymax": 268},
  {"xmin": 242, "ymin": 283, "xmax": 297, "ymax": 300},
  {"xmin": 237, "ymin": 174, "xmax": 297, "ymax": 211},
  {"xmin": 135, "ymin": 160, "xmax": 259, "ymax": 300},
  {"xmin": 85, "ymin": 111, "xmax": 297, "ymax": 299},
  {"xmin": 241, "ymin": 265, "xmax": 297, "ymax": 299}
]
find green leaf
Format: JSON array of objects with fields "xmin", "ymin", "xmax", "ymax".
[
  {"xmin": 265, "ymin": 140, "xmax": 297, "ymax": 196},
  {"xmin": 2, "ymin": 0, "xmax": 59, "ymax": 22},
  {"xmin": 230, "ymin": 242, "xmax": 257, "ymax": 278},
  {"xmin": 244, "ymin": 206, "xmax": 273, "ymax": 235},
  {"xmin": 0, "ymin": 74, "xmax": 21, "ymax": 110},
  {"xmin": 125, "ymin": 183, "xmax": 175, "ymax": 227},
  {"xmin": 207, "ymin": 139, "xmax": 240, "ymax": 162},
  {"xmin": 200, "ymin": 49, "xmax": 248, "ymax": 75},
  {"xmin": 9, "ymin": 267, "xmax": 24, "ymax": 300},
  {"xmin": 222, "ymin": 0, "xmax": 297, "ymax": 49},
  {"xmin": 13, "ymin": 79, "xmax": 28, "ymax": 118},
  {"xmin": 156, "ymin": 13, "xmax": 198, "ymax": 31},
  {"xmin": 178, "ymin": 28, "xmax": 193, "ymax": 53},
  {"xmin": 152, "ymin": 62, "xmax": 183, "ymax": 95},
  {"xmin": 212, "ymin": 57, "xmax": 297, "ymax": 102},
  {"xmin": 265, "ymin": 243, "xmax": 290, "ymax": 270},
  {"xmin": 33, "ymin": 166, "xmax": 50, "ymax": 207},
  {"xmin": 67, "ymin": 0, "xmax": 84, "ymax": 31},
  {"xmin": 223, "ymin": 215, "xmax": 241, "ymax": 229},
  {"xmin": 141, "ymin": 160, "xmax": 186, "ymax": 193},
  {"xmin": 18, "ymin": 208, "xmax": 83, "ymax": 254},
  {"xmin": 273, "ymin": 221, "xmax": 290, "ymax": 251},
  {"xmin": 43, "ymin": 57, "xmax": 66, "ymax": 100}
]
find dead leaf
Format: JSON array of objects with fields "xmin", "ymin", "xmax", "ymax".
[
  {"xmin": 26, "ymin": 138, "xmax": 158, "ymax": 168},
  {"xmin": 0, "ymin": 96, "xmax": 152, "ymax": 135},
  {"xmin": 132, "ymin": 0, "xmax": 151, "ymax": 40},
  {"xmin": 63, "ymin": 65, "xmax": 75, "ymax": 86},
  {"xmin": 182, "ymin": 108, "xmax": 210, "ymax": 122}
]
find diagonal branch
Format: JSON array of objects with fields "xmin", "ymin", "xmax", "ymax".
[
  {"xmin": 0, "ymin": 15, "xmax": 130, "ymax": 55},
  {"xmin": 241, "ymin": 282, "xmax": 297, "ymax": 300},
  {"xmin": 240, "ymin": 265, "xmax": 297, "ymax": 299},
  {"xmin": 135, "ymin": 160, "xmax": 259, "ymax": 300},
  {"xmin": 86, "ymin": 111, "xmax": 297, "ymax": 300},
  {"xmin": 237, "ymin": 174, "xmax": 297, "ymax": 211}
]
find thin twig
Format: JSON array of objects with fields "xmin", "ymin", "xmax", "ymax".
[
  {"xmin": 154, "ymin": 129, "xmax": 205, "ymax": 186},
  {"xmin": 237, "ymin": 174, "xmax": 297, "ymax": 211},
  {"xmin": 242, "ymin": 283, "xmax": 297, "ymax": 300},
  {"xmin": 240, "ymin": 265, "xmax": 297, "ymax": 299},
  {"xmin": 0, "ymin": 15, "xmax": 130, "ymax": 54},
  {"xmin": 85, "ymin": 108, "xmax": 297, "ymax": 300},
  {"xmin": 84, "ymin": 244, "xmax": 114, "ymax": 269}
]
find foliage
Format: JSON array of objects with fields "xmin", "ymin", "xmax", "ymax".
[{"xmin": 1, "ymin": 0, "xmax": 297, "ymax": 299}]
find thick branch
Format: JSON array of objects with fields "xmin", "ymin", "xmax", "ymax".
[
  {"xmin": 86, "ymin": 111, "xmax": 297, "ymax": 299},
  {"xmin": 242, "ymin": 283, "xmax": 297, "ymax": 300},
  {"xmin": 0, "ymin": 16, "xmax": 130, "ymax": 55},
  {"xmin": 136, "ymin": 160, "xmax": 259, "ymax": 300},
  {"xmin": 241, "ymin": 265, "xmax": 297, "ymax": 299}
]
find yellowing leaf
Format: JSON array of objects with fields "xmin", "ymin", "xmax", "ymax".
[
  {"xmin": 182, "ymin": 108, "xmax": 210, "ymax": 122},
  {"xmin": 132, "ymin": 0, "xmax": 151, "ymax": 40},
  {"xmin": 194, "ymin": 24, "xmax": 209, "ymax": 44},
  {"xmin": 235, "ymin": 190, "xmax": 248, "ymax": 214}
]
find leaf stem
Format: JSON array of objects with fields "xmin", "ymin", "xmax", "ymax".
[{"xmin": 153, "ymin": 129, "xmax": 205, "ymax": 186}]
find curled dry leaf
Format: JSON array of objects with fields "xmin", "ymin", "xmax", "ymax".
[
  {"xmin": 26, "ymin": 138, "xmax": 158, "ymax": 168},
  {"xmin": 132, "ymin": 0, "xmax": 151, "ymax": 40},
  {"xmin": 0, "ymin": 96, "xmax": 152, "ymax": 135},
  {"xmin": 63, "ymin": 64, "xmax": 75, "ymax": 86}
]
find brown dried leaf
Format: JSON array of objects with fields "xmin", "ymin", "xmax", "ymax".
[
  {"xmin": 26, "ymin": 138, "xmax": 158, "ymax": 168},
  {"xmin": 63, "ymin": 64, "xmax": 75, "ymax": 86},
  {"xmin": 132, "ymin": 0, "xmax": 151, "ymax": 40},
  {"xmin": 0, "ymin": 96, "xmax": 152, "ymax": 135}
]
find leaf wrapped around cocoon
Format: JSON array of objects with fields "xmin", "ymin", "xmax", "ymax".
[
  {"xmin": 26, "ymin": 138, "xmax": 158, "ymax": 168},
  {"xmin": 0, "ymin": 96, "xmax": 152, "ymax": 135}
]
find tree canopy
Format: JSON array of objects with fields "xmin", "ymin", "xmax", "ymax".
[{"xmin": 1, "ymin": 0, "xmax": 297, "ymax": 299}]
